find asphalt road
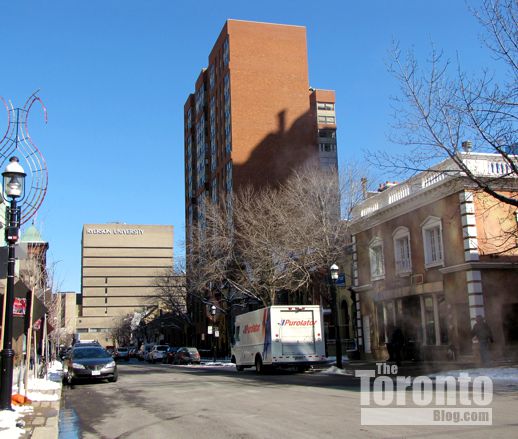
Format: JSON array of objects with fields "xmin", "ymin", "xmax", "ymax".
[{"xmin": 61, "ymin": 360, "xmax": 518, "ymax": 439}]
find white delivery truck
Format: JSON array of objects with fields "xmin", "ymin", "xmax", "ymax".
[{"xmin": 231, "ymin": 305, "xmax": 327, "ymax": 372}]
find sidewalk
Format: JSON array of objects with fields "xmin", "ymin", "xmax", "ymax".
[
  {"xmin": 0, "ymin": 362, "xmax": 63, "ymax": 439},
  {"xmin": 20, "ymin": 384, "xmax": 61, "ymax": 439}
]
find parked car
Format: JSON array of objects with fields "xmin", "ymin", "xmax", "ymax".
[
  {"xmin": 114, "ymin": 347, "xmax": 130, "ymax": 361},
  {"xmin": 63, "ymin": 345, "xmax": 118, "ymax": 384},
  {"xmin": 148, "ymin": 345, "xmax": 169, "ymax": 363},
  {"xmin": 162, "ymin": 346, "xmax": 179, "ymax": 364},
  {"xmin": 128, "ymin": 347, "xmax": 138, "ymax": 359},
  {"xmin": 173, "ymin": 347, "xmax": 201, "ymax": 365},
  {"xmin": 137, "ymin": 343, "xmax": 153, "ymax": 361}
]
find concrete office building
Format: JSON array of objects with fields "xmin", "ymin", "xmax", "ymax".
[
  {"xmin": 78, "ymin": 224, "xmax": 173, "ymax": 345},
  {"xmin": 184, "ymin": 19, "xmax": 338, "ymax": 349}
]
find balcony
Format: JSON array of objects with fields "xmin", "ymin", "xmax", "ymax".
[{"xmin": 352, "ymin": 153, "xmax": 516, "ymax": 220}]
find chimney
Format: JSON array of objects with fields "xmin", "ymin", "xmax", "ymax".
[
  {"xmin": 361, "ymin": 177, "xmax": 368, "ymax": 199},
  {"xmin": 462, "ymin": 140, "xmax": 473, "ymax": 152}
]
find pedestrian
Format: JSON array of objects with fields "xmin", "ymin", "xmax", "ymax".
[
  {"xmin": 471, "ymin": 315, "xmax": 493, "ymax": 366},
  {"xmin": 389, "ymin": 326, "xmax": 404, "ymax": 367}
]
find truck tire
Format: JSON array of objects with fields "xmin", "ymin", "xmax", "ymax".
[
  {"xmin": 255, "ymin": 355, "xmax": 263, "ymax": 374},
  {"xmin": 232, "ymin": 356, "xmax": 244, "ymax": 372}
]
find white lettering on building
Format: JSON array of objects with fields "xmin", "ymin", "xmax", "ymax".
[{"xmin": 86, "ymin": 228, "xmax": 145, "ymax": 236}]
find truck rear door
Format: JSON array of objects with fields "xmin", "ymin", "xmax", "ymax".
[{"xmin": 278, "ymin": 308, "xmax": 317, "ymax": 356}]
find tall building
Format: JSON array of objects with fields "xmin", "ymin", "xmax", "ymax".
[
  {"xmin": 78, "ymin": 224, "xmax": 173, "ymax": 346},
  {"xmin": 184, "ymin": 19, "xmax": 338, "ymax": 256},
  {"xmin": 183, "ymin": 19, "xmax": 338, "ymax": 349}
]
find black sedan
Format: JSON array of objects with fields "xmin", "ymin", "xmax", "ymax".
[{"xmin": 64, "ymin": 346, "xmax": 118, "ymax": 384}]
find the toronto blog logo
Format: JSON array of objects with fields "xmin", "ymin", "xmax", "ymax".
[{"xmin": 355, "ymin": 363, "xmax": 493, "ymax": 425}]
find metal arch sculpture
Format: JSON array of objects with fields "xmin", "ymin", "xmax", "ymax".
[{"xmin": 0, "ymin": 91, "xmax": 48, "ymax": 225}]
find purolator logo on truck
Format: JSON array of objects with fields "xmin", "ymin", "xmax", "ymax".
[
  {"xmin": 280, "ymin": 319, "xmax": 317, "ymax": 326},
  {"xmin": 243, "ymin": 323, "xmax": 261, "ymax": 334}
]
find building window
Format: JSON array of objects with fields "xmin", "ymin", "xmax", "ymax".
[
  {"xmin": 319, "ymin": 143, "xmax": 336, "ymax": 153},
  {"xmin": 422, "ymin": 216, "xmax": 443, "ymax": 268},
  {"xmin": 211, "ymin": 179, "xmax": 217, "ymax": 203},
  {"xmin": 318, "ymin": 129, "xmax": 336, "ymax": 139},
  {"xmin": 369, "ymin": 237, "xmax": 385, "ymax": 280},
  {"xmin": 209, "ymin": 64, "xmax": 215, "ymax": 90},
  {"xmin": 317, "ymin": 102, "xmax": 335, "ymax": 111},
  {"xmin": 187, "ymin": 108, "xmax": 192, "ymax": 130},
  {"xmin": 195, "ymin": 86, "xmax": 205, "ymax": 115},
  {"xmin": 225, "ymin": 162, "xmax": 232, "ymax": 193},
  {"xmin": 317, "ymin": 115, "xmax": 336, "ymax": 124},
  {"xmin": 422, "ymin": 295, "xmax": 436, "ymax": 345},
  {"xmin": 437, "ymin": 295, "xmax": 449, "ymax": 345},
  {"xmin": 376, "ymin": 303, "xmax": 386, "ymax": 345},
  {"xmin": 393, "ymin": 227, "xmax": 411, "ymax": 275},
  {"xmin": 223, "ymin": 38, "xmax": 229, "ymax": 66}
]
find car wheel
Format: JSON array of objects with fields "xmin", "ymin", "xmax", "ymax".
[{"xmin": 108, "ymin": 372, "xmax": 118, "ymax": 383}]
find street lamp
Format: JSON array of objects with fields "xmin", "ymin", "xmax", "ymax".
[
  {"xmin": 0, "ymin": 157, "xmax": 26, "ymax": 410},
  {"xmin": 329, "ymin": 263, "xmax": 343, "ymax": 369},
  {"xmin": 210, "ymin": 305, "xmax": 217, "ymax": 363}
]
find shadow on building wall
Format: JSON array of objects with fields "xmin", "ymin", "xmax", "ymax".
[{"xmin": 232, "ymin": 108, "xmax": 318, "ymax": 189}]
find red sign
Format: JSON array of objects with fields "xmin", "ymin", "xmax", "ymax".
[{"xmin": 13, "ymin": 298, "xmax": 27, "ymax": 316}]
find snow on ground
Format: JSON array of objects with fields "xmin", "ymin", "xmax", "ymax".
[
  {"xmin": 319, "ymin": 366, "xmax": 353, "ymax": 375},
  {"xmin": 430, "ymin": 367, "xmax": 518, "ymax": 387},
  {"xmin": 0, "ymin": 405, "xmax": 32, "ymax": 439},
  {"xmin": 0, "ymin": 361, "xmax": 63, "ymax": 438},
  {"xmin": 201, "ymin": 362, "xmax": 236, "ymax": 367}
]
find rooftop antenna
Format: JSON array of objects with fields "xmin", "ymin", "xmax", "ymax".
[{"xmin": 0, "ymin": 91, "xmax": 48, "ymax": 225}]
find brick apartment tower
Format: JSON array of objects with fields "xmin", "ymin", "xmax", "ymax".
[
  {"xmin": 184, "ymin": 19, "xmax": 338, "ymax": 239},
  {"xmin": 184, "ymin": 19, "xmax": 338, "ymax": 348}
]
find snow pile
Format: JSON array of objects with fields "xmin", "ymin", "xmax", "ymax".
[
  {"xmin": 201, "ymin": 362, "xmax": 236, "ymax": 367},
  {"xmin": 319, "ymin": 366, "xmax": 353, "ymax": 376},
  {"xmin": 13, "ymin": 361, "xmax": 63, "ymax": 402},
  {"xmin": 24, "ymin": 378, "xmax": 61, "ymax": 402}
]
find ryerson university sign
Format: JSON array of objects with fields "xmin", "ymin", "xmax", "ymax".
[{"xmin": 86, "ymin": 228, "xmax": 145, "ymax": 236}]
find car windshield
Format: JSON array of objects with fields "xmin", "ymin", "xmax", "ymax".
[
  {"xmin": 187, "ymin": 348, "xmax": 199, "ymax": 354},
  {"xmin": 73, "ymin": 348, "xmax": 111, "ymax": 359},
  {"xmin": 156, "ymin": 346, "xmax": 168, "ymax": 351},
  {"xmin": 118, "ymin": 348, "xmax": 128, "ymax": 352}
]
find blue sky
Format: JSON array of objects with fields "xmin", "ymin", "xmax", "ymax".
[{"xmin": 0, "ymin": 0, "xmax": 491, "ymax": 292}]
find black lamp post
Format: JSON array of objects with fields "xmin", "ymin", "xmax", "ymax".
[
  {"xmin": 330, "ymin": 263, "xmax": 343, "ymax": 369},
  {"xmin": 0, "ymin": 157, "xmax": 26, "ymax": 410},
  {"xmin": 210, "ymin": 305, "xmax": 217, "ymax": 362}
]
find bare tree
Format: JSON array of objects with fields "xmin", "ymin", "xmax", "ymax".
[
  {"xmin": 110, "ymin": 315, "xmax": 132, "ymax": 347},
  {"xmin": 150, "ymin": 267, "xmax": 192, "ymax": 328},
  {"xmin": 371, "ymin": 0, "xmax": 517, "ymax": 207},
  {"xmin": 187, "ymin": 165, "xmax": 365, "ymax": 365}
]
